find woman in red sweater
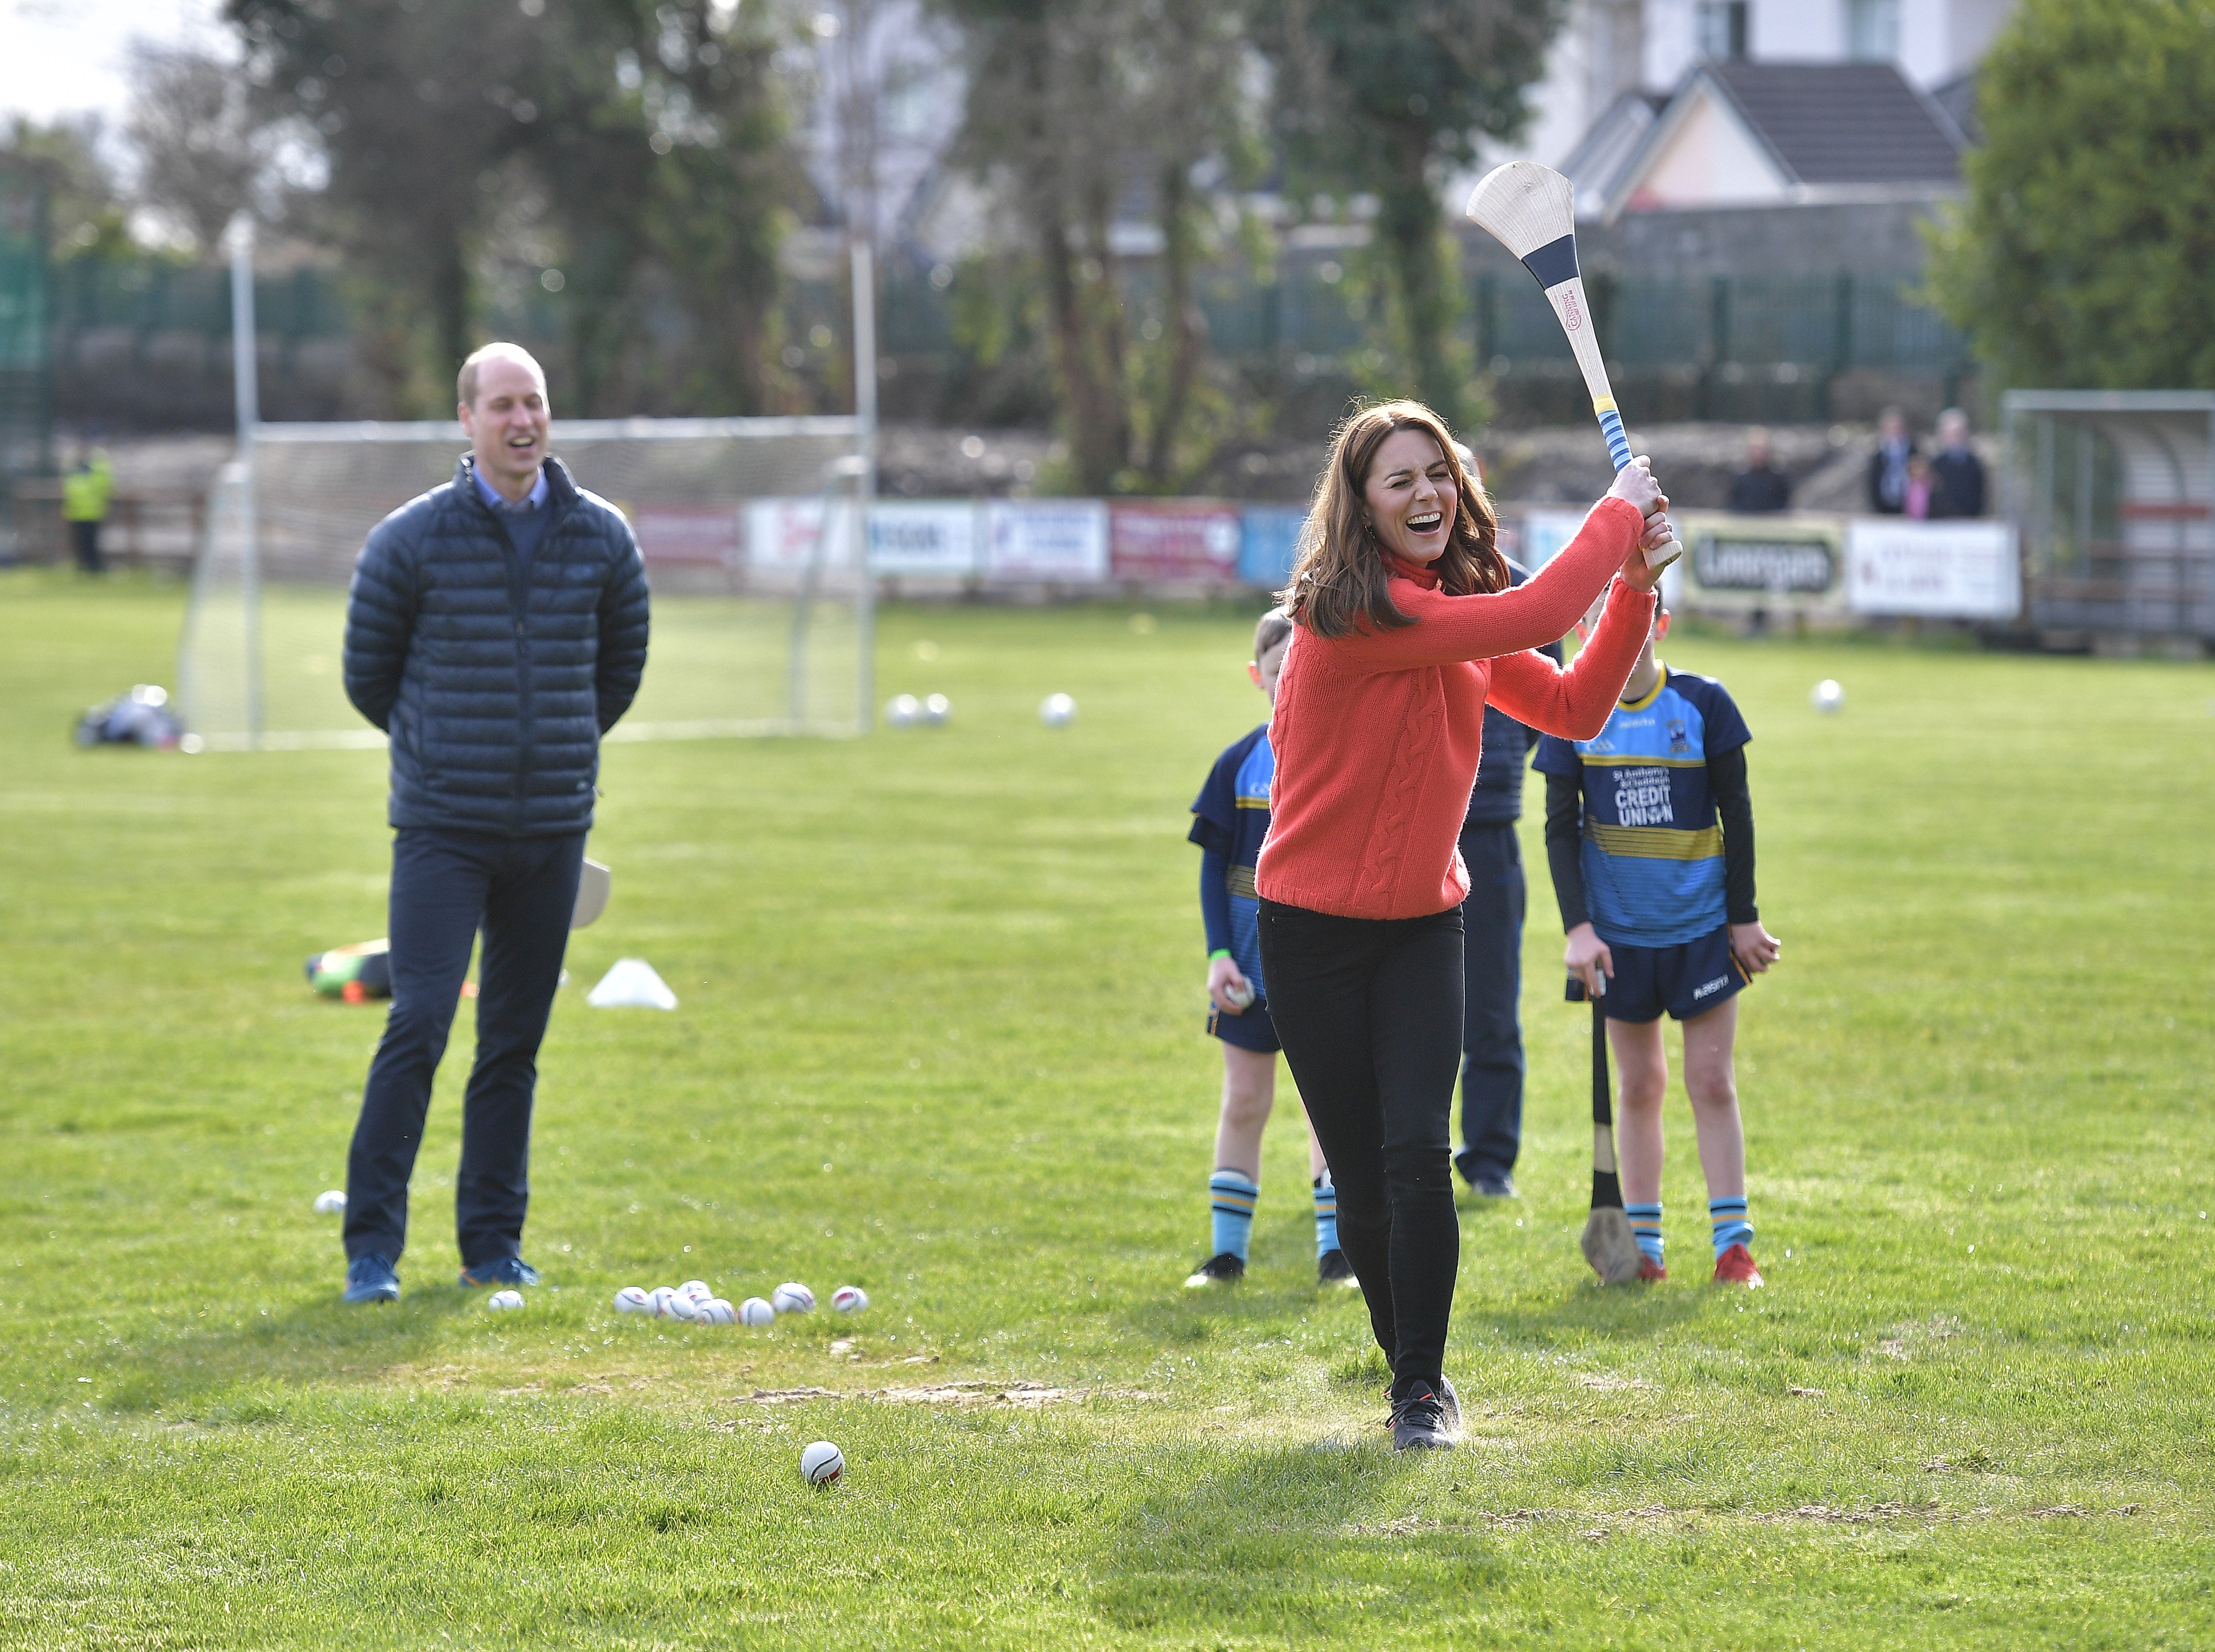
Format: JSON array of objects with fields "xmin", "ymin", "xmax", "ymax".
[{"xmin": 1256, "ymin": 400, "xmax": 1669, "ymax": 1450}]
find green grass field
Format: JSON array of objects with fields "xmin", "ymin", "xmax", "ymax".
[{"xmin": 3, "ymin": 567, "xmax": 2213, "ymax": 1648}]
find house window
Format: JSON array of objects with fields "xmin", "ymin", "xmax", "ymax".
[
  {"xmin": 1696, "ymin": 1, "xmax": 1749, "ymax": 60},
  {"xmin": 1846, "ymin": 0, "xmax": 1901, "ymax": 60}
]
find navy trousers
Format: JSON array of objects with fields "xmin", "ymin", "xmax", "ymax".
[
  {"xmin": 343, "ymin": 827, "xmax": 583, "ymax": 1268},
  {"xmin": 1455, "ymin": 823, "xmax": 1527, "ymax": 1187}
]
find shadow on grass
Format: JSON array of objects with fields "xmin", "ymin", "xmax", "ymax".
[
  {"xmin": 1088, "ymin": 1439, "xmax": 1507, "ymax": 1637},
  {"xmin": 98, "ymin": 1285, "xmax": 502, "ymax": 1417}
]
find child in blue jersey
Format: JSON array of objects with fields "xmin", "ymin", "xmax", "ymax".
[
  {"xmin": 1185, "ymin": 609, "xmax": 1352, "ymax": 1290},
  {"xmin": 1535, "ymin": 605, "xmax": 1782, "ymax": 1287}
]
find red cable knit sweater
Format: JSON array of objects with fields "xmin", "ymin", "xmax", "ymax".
[{"xmin": 1256, "ymin": 496, "xmax": 1655, "ymax": 920}]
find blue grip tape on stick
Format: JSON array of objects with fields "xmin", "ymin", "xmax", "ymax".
[{"xmin": 1596, "ymin": 406, "xmax": 1632, "ymax": 474}]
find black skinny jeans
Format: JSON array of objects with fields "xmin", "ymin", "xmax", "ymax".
[{"xmin": 1258, "ymin": 899, "xmax": 1464, "ymax": 1391}]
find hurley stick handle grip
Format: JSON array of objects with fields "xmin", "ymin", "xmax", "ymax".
[{"xmin": 1597, "ymin": 402, "xmax": 1681, "ymax": 572}]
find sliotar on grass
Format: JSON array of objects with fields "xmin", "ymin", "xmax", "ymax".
[{"xmin": 2, "ymin": 567, "xmax": 2213, "ymax": 1648}]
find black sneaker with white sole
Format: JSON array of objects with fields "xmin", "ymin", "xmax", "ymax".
[
  {"xmin": 1389, "ymin": 1378, "xmax": 1457, "ymax": 1452},
  {"xmin": 1317, "ymin": 1248, "xmax": 1359, "ymax": 1287},
  {"xmin": 1184, "ymin": 1252, "xmax": 1245, "ymax": 1289}
]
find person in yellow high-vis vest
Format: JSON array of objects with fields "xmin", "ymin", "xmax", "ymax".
[{"xmin": 63, "ymin": 445, "xmax": 115, "ymax": 573}]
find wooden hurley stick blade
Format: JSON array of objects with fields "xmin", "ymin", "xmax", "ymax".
[{"xmin": 1582, "ymin": 1203, "xmax": 1646, "ymax": 1284}]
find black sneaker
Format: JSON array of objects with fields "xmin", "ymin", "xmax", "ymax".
[
  {"xmin": 343, "ymin": 1252, "xmax": 400, "ymax": 1305},
  {"xmin": 1389, "ymin": 1380, "xmax": 1457, "ymax": 1452},
  {"xmin": 1184, "ymin": 1252, "xmax": 1245, "ymax": 1289},
  {"xmin": 1382, "ymin": 1373, "xmax": 1461, "ymax": 1434},
  {"xmin": 1317, "ymin": 1248, "xmax": 1359, "ymax": 1287}
]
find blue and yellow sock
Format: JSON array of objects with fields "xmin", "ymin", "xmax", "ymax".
[
  {"xmin": 1312, "ymin": 1173, "xmax": 1339, "ymax": 1258},
  {"xmin": 1710, "ymin": 1196, "xmax": 1752, "ymax": 1258},
  {"xmin": 1209, "ymin": 1170, "xmax": 1260, "ymax": 1262},
  {"xmin": 1627, "ymin": 1202, "xmax": 1664, "ymax": 1268}
]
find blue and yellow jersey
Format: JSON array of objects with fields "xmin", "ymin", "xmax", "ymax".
[
  {"xmin": 1533, "ymin": 668, "xmax": 1750, "ymax": 948},
  {"xmin": 1188, "ymin": 725, "xmax": 1273, "ymax": 995}
]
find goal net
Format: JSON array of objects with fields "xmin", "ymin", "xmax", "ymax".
[{"xmin": 177, "ymin": 417, "xmax": 872, "ymax": 751}]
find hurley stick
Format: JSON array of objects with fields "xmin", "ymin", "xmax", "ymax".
[{"xmin": 1465, "ymin": 162, "xmax": 1680, "ymax": 572}]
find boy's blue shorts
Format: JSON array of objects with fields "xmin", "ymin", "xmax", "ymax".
[
  {"xmin": 1209, "ymin": 996, "xmax": 1281, "ymax": 1053},
  {"xmin": 1602, "ymin": 925, "xmax": 1748, "ymax": 1023}
]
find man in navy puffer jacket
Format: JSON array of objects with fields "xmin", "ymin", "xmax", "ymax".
[{"xmin": 337, "ymin": 342, "xmax": 649, "ymax": 1305}]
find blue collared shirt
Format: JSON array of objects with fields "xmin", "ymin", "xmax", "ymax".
[
  {"xmin": 473, "ymin": 463, "xmax": 549, "ymax": 512},
  {"xmin": 472, "ymin": 459, "xmax": 553, "ymax": 572}
]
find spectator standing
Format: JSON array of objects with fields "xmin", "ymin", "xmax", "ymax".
[
  {"xmin": 1904, "ymin": 453, "xmax": 1938, "ymax": 520},
  {"xmin": 1453, "ymin": 559, "xmax": 1561, "ymax": 1199},
  {"xmin": 63, "ymin": 442, "xmax": 114, "ymax": 573},
  {"xmin": 1866, "ymin": 408, "xmax": 1916, "ymax": 515},
  {"xmin": 1726, "ymin": 428, "xmax": 1792, "ymax": 514},
  {"xmin": 1928, "ymin": 409, "xmax": 1987, "ymax": 518},
  {"xmin": 336, "ymin": 342, "xmax": 650, "ymax": 1306}
]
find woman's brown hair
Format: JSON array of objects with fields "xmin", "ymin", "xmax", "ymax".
[{"xmin": 1279, "ymin": 400, "xmax": 1506, "ymax": 638}]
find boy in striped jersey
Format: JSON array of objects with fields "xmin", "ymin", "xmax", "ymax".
[
  {"xmin": 1185, "ymin": 610, "xmax": 1352, "ymax": 1291},
  {"xmin": 1535, "ymin": 606, "xmax": 1781, "ymax": 1286}
]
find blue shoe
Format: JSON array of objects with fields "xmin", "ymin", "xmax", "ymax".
[
  {"xmin": 459, "ymin": 1256, "xmax": 541, "ymax": 1289},
  {"xmin": 344, "ymin": 1253, "xmax": 400, "ymax": 1305}
]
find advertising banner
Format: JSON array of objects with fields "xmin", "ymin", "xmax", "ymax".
[
  {"xmin": 1240, "ymin": 506, "xmax": 1307, "ymax": 590},
  {"xmin": 1108, "ymin": 499, "xmax": 1241, "ymax": 583},
  {"xmin": 631, "ymin": 504, "xmax": 740, "ymax": 568},
  {"xmin": 869, "ymin": 500, "xmax": 981, "ymax": 578},
  {"xmin": 983, "ymin": 499, "xmax": 1110, "ymax": 582},
  {"xmin": 1672, "ymin": 511, "xmax": 1848, "ymax": 617},
  {"xmin": 744, "ymin": 498, "xmax": 860, "ymax": 573},
  {"xmin": 1846, "ymin": 519, "xmax": 2021, "ymax": 620}
]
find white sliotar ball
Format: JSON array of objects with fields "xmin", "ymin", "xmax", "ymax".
[
  {"xmin": 885, "ymin": 693, "xmax": 919, "ymax": 727},
  {"xmin": 800, "ymin": 1440, "xmax": 844, "ymax": 1486},
  {"xmin": 922, "ymin": 693, "xmax": 950, "ymax": 725},
  {"xmin": 613, "ymin": 1286, "xmax": 652, "ymax": 1315},
  {"xmin": 649, "ymin": 1286, "xmax": 681, "ymax": 1318},
  {"xmin": 312, "ymin": 1189, "xmax": 346, "ymax": 1215},
  {"xmin": 663, "ymin": 1290, "xmax": 699, "ymax": 1322},
  {"xmin": 831, "ymin": 1285, "xmax": 869, "ymax": 1314},
  {"xmin": 1222, "ymin": 980, "xmax": 1255, "ymax": 1010},
  {"xmin": 1039, "ymin": 692, "xmax": 1076, "ymax": 728},
  {"xmin": 1811, "ymin": 678, "xmax": 1845, "ymax": 714},
  {"xmin": 694, "ymin": 1297, "xmax": 737, "ymax": 1325},
  {"xmin": 771, "ymin": 1282, "xmax": 816, "ymax": 1315},
  {"xmin": 487, "ymin": 1290, "xmax": 525, "ymax": 1311},
  {"xmin": 739, "ymin": 1296, "xmax": 776, "ymax": 1327},
  {"xmin": 680, "ymin": 1279, "xmax": 712, "ymax": 1301}
]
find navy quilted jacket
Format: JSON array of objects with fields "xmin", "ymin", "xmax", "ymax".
[{"xmin": 343, "ymin": 454, "xmax": 651, "ymax": 837}]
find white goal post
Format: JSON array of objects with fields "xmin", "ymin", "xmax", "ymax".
[{"xmin": 177, "ymin": 415, "xmax": 875, "ymax": 751}]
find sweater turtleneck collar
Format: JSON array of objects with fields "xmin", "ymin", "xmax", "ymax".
[{"xmin": 1383, "ymin": 552, "xmax": 1442, "ymax": 589}]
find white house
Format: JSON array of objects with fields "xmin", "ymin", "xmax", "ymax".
[{"xmin": 1486, "ymin": 0, "xmax": 2016, "ymax": 218}]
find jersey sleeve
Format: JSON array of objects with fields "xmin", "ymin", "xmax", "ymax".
[
  {"xmin": 1187, "ymin": 730, "xmax": 1259, "ymax": 855},
  {"xmin": 1530, "ymin": 731, "xmax": 1582, "ymax": 778},
  {"xmin": 1695, "ymin": 680, "xmax": 1752, "ymax": 757}
]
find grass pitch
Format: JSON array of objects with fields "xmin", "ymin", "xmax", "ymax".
[{"xmin": 3, "ymin": 568, "xmax": 2213, "ymax": 1648}]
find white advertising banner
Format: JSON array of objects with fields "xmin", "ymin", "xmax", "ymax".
[
  {"xmin": 1847, "ymin": 519, "xmax": 2021, "ymax": 620},
  {"xmin": 870, "ymin": 500, "xmax": 981, "ymax": 577},
  {"xmin": 983, "ymin": 499, "xmax": 1110, "ymax": 583},
  {"xmin": 744, "ymin": 498, "xmax": 861, "ymax": 573}
]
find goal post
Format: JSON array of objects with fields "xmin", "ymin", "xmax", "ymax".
[{"xmin": 176, "ymin": 416, "xmax": 874, "ymax": 751}]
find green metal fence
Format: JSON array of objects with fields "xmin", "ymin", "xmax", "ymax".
[{"xmin": 0, "ymin": 168, "xmax": 54, "ymax": 503}]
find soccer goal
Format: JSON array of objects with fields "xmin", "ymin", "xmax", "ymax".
[{"xmin": 176, "ymin": 416, "xmax": 874, "ymax": 751}]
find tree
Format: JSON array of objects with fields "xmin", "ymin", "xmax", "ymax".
[
  {"xmin": 1924, "ymin": 0, "xmax": 2215, "ymax": 391},
  {"xmin": 227, "ymin": 0, "xmax": 793, "ymax": 416},
  {"xmin": 1264, "ymin": 0, "xmax": 1560, "ymax": 429},
  {"xmin": 126, "ymin": 43, "xmax": 277, "ymax": 257},
  {"xmin": 936, "ymin": 0, "xmax": 1258, "ymax": 493},
  {"xmin": 0, "ymin": 117, "xmax": 135, "ymax": 258}
]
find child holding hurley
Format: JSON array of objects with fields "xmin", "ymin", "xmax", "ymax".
[{"xmin": 1256, "ymin": 400, "xmax": 1671, "ymax": 1450}]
